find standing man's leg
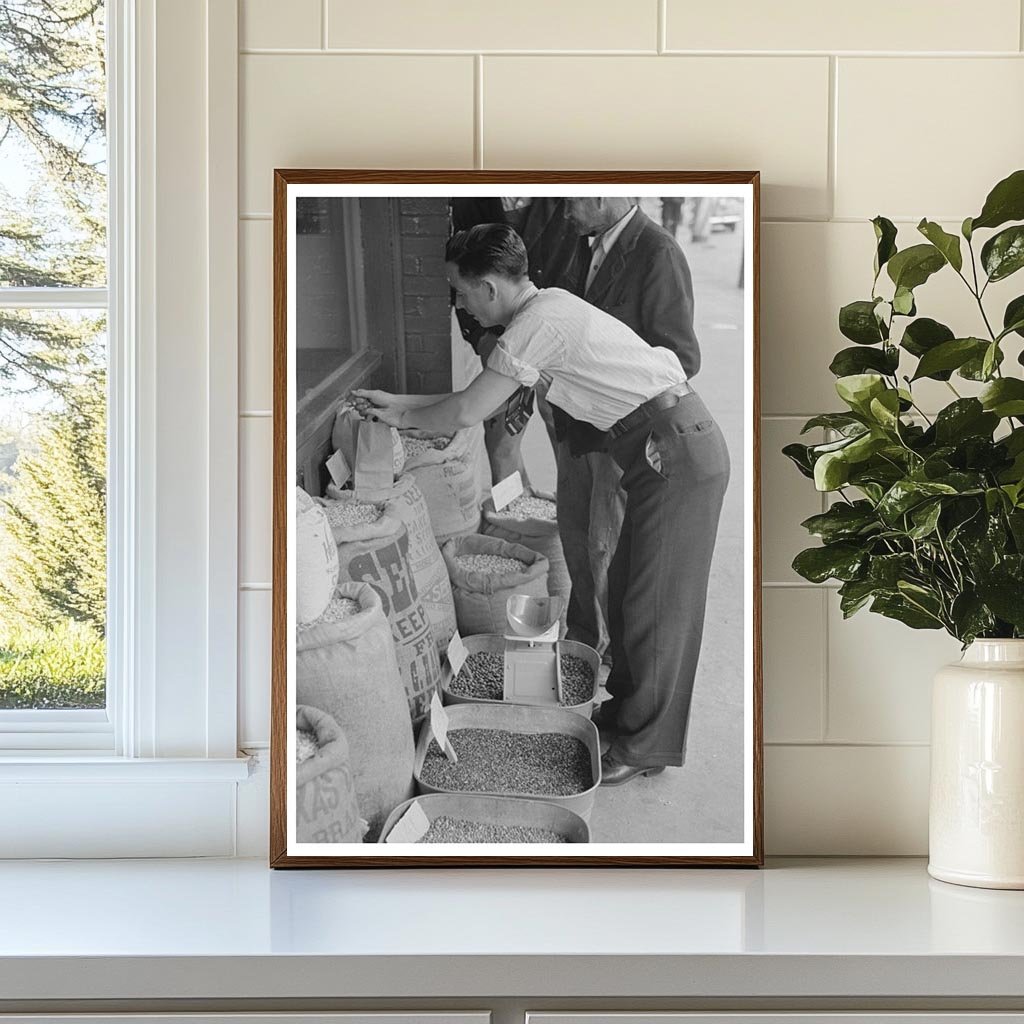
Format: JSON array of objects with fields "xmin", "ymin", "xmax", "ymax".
[
  {"xmin": 604, "ymin": 396, "xmax": 730, "ymax": 768},
  {"xmin": 556, "ymin": 447, "xmax": 625, "ymax": 657}
]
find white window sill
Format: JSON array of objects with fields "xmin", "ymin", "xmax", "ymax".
[{"xmin": 0, "ymin": 755, "xmax": 252, "ymax": 782}]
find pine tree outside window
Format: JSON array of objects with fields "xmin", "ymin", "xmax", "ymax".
[{"xmin": 0, "ymin": 2, "xmax": 109, "ymax": 732}]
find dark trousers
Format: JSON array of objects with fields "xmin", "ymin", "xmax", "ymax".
[
  {"xmin": 555, "ymin": 444, "xmax": 626, "ymax": 656},
  {"xmin": 603, "ymin": 392, "xmax": 730, "ymax": 767}
]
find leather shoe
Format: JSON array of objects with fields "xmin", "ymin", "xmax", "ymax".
[{"xmin": 600, "ymin": 752, "xmax": 666, "ymax": 787}]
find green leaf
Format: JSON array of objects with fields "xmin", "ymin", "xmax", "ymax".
[
  {"xmin": 960, "ymin": 344, "xmax": 1004, "ymax": 381},
  {"xmin": 950, "ymin": 593, "xmax": 996, "ymax": 644},
  {"xmin": 782, "ymin": 442, "xmax": 815, "ymax": 479},
  {"xmin": 982, "ymin": 341, "xmax": 1001, "ymax": 381},
  {"xmin": 900, "ymin": 318, "xmax": 955, "ymax": 368},
  {"xmin": 981, "ymin": 225, "xmax": 1024, "ymax": 283},
  {"xmin": 908, "ymin": 500, "xmax": 943, "ymax": 540},
  {"xmin": 814, "ymin": 450, "xmax": 851, "ymax": 491},
  {"xmin": 800, "ymin": 501, "xmax": 880, "ymax": 543},
  {"xmin": 917, "ymin": 219, "xmax": 963, "ymax": 272},
  {"xmin": 838, "ymin": 579, "xmax": 882, "ymax": 618},
  {"xmin": 962, "ymin": 216, "xmax": 974, "ymax": 241},
  {"xmin": 887, "ymin": 243, "xmax": 946, "ymax": 291},
  {"xmin": 792, "ymin": 543, "xmax": 866, "ymax": 584},
  {"xmin": 839, "ymin": 300, "xmax": 886, "ymax": 345},
  {"xmin": 892, "ymin": 286, "xmax": 916, "ymax": 316},
  {"xmin": 835, "ymin": 373, "xmax": 887, "ymax": 414},
  {"xmin": 829, "ymin": 345, "xmax": 899, "ymax": 378},
  {"xmin": 933, "ymin": 399, "xmax": 999, "ymax": 445},
  {"xmin": 911, "ymin": 338, "xmax": 988, "ymax": 381},
  {"xmin": 971, "ymin": 168, "xmax": 1024, "ymax": 232},
  {"xmin": 877, "ymin": 479, "xmax": 958, "ymax": 524},
  {"xmin": 800, "ymin": 413, "xmax": 866, "ymax": 435},
  {"xmin": 1003, "ymin": 295, "xmax": 1024, "ymax": 340},
  {"xmin": 980, "ymin": 378, "xmax": 1024, "ymax": 418},
  {"xmin": 872, "ymin": 216, "xmax": 898, "ymax": 276},
  {"xmin": 976, "ymin": 578, "xmax": 1024, "ymax": 629},
  {"xmin": 868, "ymin": 389, "xmax": 902, "ymax": 431},
  {"xmin": 868, "ymin": 552, "xmax": 915, "ymax": 587}
]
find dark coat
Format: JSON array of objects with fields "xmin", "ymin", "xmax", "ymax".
[
  {"xmin": 559, "ymin": 208, "xmax": 700, "ymax": 454},
  {"xmin": 582, "ymin": 208, "xmax": 700, "ymax": 378}
]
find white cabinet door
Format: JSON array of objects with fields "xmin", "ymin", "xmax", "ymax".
[{"xmin": 528, "ymin": 1016, "xmax": 1024, "ymax": 1024}]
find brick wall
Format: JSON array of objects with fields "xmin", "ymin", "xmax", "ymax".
[{"xmin": 398, "ymin": 197, "xmax": 452, "ymax": 394}]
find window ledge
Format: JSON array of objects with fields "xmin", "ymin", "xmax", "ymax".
[{"xmin": 0, "ymin": 755, "xmax": 252, "ymax": 782}]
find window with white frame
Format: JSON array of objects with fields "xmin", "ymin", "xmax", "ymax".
[{"xmin": 0, "ymin": 0, "xmax": 110, "ymax": 744}]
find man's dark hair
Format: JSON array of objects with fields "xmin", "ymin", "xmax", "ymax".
[{"xmin": 445, "ymin": 223, "xmax": 529, "ymax": 281}]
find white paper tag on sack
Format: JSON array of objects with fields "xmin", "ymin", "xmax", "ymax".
[
  {"xmin": 430, "ymin": 691, "xmax": 458, "ymax": 763},
  {"xmin": 326, "ymin": 449, "xmax": 351, "ymax": 490},
  {"xmin": 446, "ymin": 630, "xmax": 469, "ymax": 678},
  {"xmin": 491, "ymin": 470, "xmax": 524, "ymax": 512},
  {"xmin": 385, "ymin": 800, "xmax": 431, "ymax": 844}
]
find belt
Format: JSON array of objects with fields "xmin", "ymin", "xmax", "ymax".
[{"xmin": 608, "ymin": 382, "xmax": 695, "ymax": 440}]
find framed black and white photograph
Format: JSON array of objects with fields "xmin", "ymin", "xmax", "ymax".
[{"xmin": 271, "ymin": 171, "xmax": 762, "ymax": 867}]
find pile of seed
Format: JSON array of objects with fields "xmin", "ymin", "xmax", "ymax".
[
  {"xmin": 454, "ymin": 553, "xmax": 527, "ymax": 576},
  {"xmin": 448, "ymin": 651, "xmax": 595, "ymax": 707},
  {"xmin": 559, "ymin": 654, "xmax": 595, "ymax": 706},
  {"xmin": 298, "ymin": 595, "xmax": 362, "ymax": 632},
  {"xmin": 402, "ymin": 434, "xmax": 452, "ymax": 458},
  {"xmin": 417, "ymin": 815, "xmax": 568, "ymax": 844},
  {"xmin": 420, "ymin": 727, "xmax": 592, "ymax": 796},
  {"xmin": 495, "ymin": 494, "xmax": 557, "ymax": 522},
  {"xmin": 322, "ymin": 499, "xmax": 384, "ymax": 529},
  {"xmin": 296, "ymin": 728, "xmax": 318, "ymax": 764}
]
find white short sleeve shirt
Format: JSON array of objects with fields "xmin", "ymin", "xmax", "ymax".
[{"xmin": 486, "ymin": 287, "xmax": 688, "ymax": 430}]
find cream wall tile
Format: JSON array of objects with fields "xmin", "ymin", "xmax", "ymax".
[
  {"xmin": 240, "ymin": 220, "xmax": 272, "ymax": 411},
  {"xmin": 483, "ymin": 57, "xmax": 830, "ymax": 220},
  {"xmin": 761, "ymin": 418, "xmax": 824, "ymax": 584},
  {"xmin": 836, "ymin": 58, "xmax": 1024, "ymax": 220},
  {"xmin": 328, "ymin": 0, "xmax": 658, "ymax": 51},
  {"xmin": 239, "ymin": 590, "xmax": 272, "ymax": 747},
  {"xmin": 666, "ymin": 0, "xmax": 1020, "ymax": 53},
  {"xmin": 766, "ymin": 744, "xmax": 929, "ymax": 854},
  {"xmin": 762, "ymin": 221, "xmax": 1024, "ymax": 415},
  {"xmin": 763, "ymin": 588, "xmax": 825, "ymax": 742},
  {"xmin": 240, "ymin": 417, "xmax": 272, "ymax": 587},
  {"xmin": 240, "ymin": 56, "xmax": 474, "ymax": 214},
  {"xmin": 827, "ymin": 600, "xmax": 961, "ymax": 743},
  {"xmin": 241, "ymin": 0, "xmax": 321, "ymax": 50}
]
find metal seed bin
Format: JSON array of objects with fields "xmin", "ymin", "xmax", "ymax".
[
  {"xmin": 441, "ymin": 634, "xmax": 601, "ymax": 718},
  {"xmin": 377, "ymin": 793, "xmax": 591, "ymax": 844},
  {"xmin": 414, "ymin": 702, "xmax": 602, "ymax": 820}
]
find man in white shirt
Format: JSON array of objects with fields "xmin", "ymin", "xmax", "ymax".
[{"xmin": 356, "ymin": 224, "xmax": 729, "ymax": 786}]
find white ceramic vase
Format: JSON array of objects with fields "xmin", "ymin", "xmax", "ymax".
[{"xmin": 929, "ymin": 639, "xmax": 1024, "ymax": 889}]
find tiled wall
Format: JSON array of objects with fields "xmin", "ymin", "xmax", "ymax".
[{"xmin": 236, "ymin": 0, "xmax": 1024, "ymax": 854}]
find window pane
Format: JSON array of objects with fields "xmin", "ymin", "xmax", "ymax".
[
  {"xmin": 296, "ymin": 198, "xmax": 366, "ymax": 403},
  {"xmin": 0, "ymin": 309, "xmax": 106, "ymax": 709},
  {"xmin": 0, "ymin": 1, "xmax": 107, "ymax": 289}
]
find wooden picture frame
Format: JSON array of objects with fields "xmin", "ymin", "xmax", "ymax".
[{"xmin": 271, "ymin": 171, "xmax": 762, "ymax": 867}]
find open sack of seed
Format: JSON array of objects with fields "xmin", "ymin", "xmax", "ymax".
[
  {"xmin": 441, "ymin": 534, "xmax": 549, "ymax": 636},
  {"xmin": 296, "ymin": 582, "xmax": 414, "ymax": 842},
  {"xmin": 320, "ymin": 493, "xmax": 442, "ymax": 725},
  {"xmin": 482, "ymin": 489, "xmax": 570, "ymax": 618},
  {"xmin": 296, "ymin": 488, "xmax": 339, "ymax": 627},
  {"xmin": 326, "ymin": 473, "xmax": 456, "ymax": 659},
  {"xmin": 399, "ymin": 428, "xmax": 481, "ymax": 545},
  {"xmin": 295, "ymin": 704, "xmax": 368, "ymax": 844},
  {"xmin": 332, "ymin": 405, "xmax": 405, "ymax": 487}
]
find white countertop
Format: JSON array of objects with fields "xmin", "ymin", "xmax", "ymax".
[{"xmin": 2, "ymin": 857, "xmax": 1024, "ymax": 1002}]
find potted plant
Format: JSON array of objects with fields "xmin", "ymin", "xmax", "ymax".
[{"xmin": 785, "ymin": 169, "xmax": 1024, "ymax": 889}]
